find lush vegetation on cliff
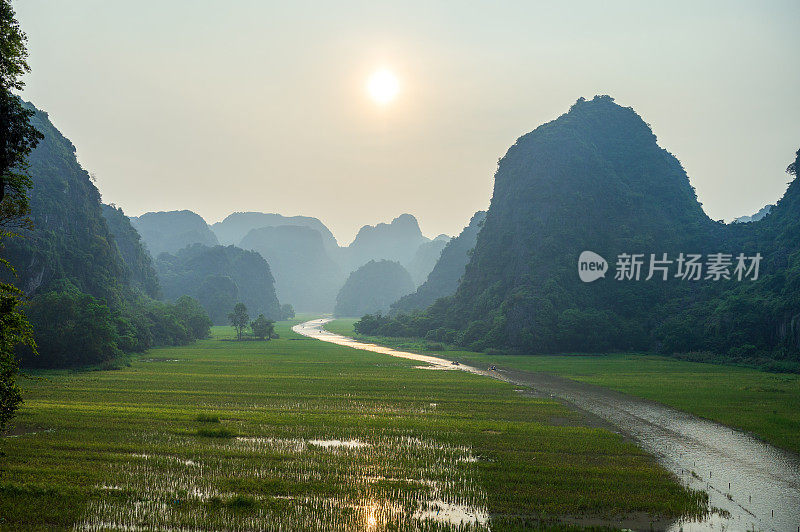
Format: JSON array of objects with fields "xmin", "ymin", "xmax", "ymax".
[
  {"xmin": 359, "ymin": 97, "xmax": 800, "ymax": 370},
  {"xmin": 2, "ymin": 104, "xmax": 211, "ymax": 368}
]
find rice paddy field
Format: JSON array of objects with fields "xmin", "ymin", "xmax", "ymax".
[
  {"xmin": 0, "ymin": 321, "xmax": 706, "ymax": 531},
  {"xmin": 325, "ymin": 319, "xmax": 800, "ymax": 455}
]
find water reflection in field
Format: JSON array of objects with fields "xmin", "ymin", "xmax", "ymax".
[{"xmin": 295, "ymin": 318, "xmax": 800, "ymax": 532}]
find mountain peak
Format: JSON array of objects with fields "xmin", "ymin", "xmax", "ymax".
[{"xmin": 391, "ymin": 213, "xmax": 420, "ymax": 228}]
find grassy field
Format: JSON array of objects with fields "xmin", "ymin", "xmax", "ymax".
[
  {"xmin": 326, "ymin": 319, "xmax": 800, "ymax": 455},
  {"xmin": 0, "ymin": 321, "xmax": 706, "ymax": 531}
]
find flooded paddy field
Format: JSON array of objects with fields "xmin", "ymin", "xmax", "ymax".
[
  {"xmin": 2, "ymin": 321, "xmax": 706, "ymax": 530},
  {"xmin": 317, "ymin": 319, "xmax": 800, "ymax": 531}
]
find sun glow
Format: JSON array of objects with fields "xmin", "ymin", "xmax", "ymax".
[{"xmin": 366, "ymin": 68, "xmax": 399, "ymax": 105}]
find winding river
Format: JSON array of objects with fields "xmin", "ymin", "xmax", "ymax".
[{"xmin": 293, "ymin": 318, "xmax": 800, "ymax": 531}]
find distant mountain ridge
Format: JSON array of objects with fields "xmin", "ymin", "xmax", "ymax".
[
  {"xmin": 240, "ymin": 225, "xmax": 344, "ymax": 312},
  {"xmin": 132, "ymin": 206, "xmax": 453, "ymax": 312},
  {"xmin": 131, "ymin": 210, "xmax": 219, "ymax": 256},
  {"xmin": 211, "ymin": 211, "xmax": 339, "ymax": 253},
  {"xmin": 405, "ymin": 236, "xmax": 450, "ymax": 286},
  {"xmin": 342, "ymin": 213, "xmax": 430, "ymax": 272}
]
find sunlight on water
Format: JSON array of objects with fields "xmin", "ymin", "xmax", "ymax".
[{"xmin": 75, "ymin": 432, "xmax": 490, "ymax": 531}]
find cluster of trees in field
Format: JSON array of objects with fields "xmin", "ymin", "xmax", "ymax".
[
  {"xmin": 358, "ymin": 97, "xmax": 800, "ymax": 372},
  {"xmin": 227, "ymin": 302, "xmax": 276, "ymax": 341},
  {"xmin": 21, "ymin": 286, "xmax": 211, "ymax": 367}
]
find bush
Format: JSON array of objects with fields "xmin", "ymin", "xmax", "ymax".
[
  {"xmin": 23, "ymin": 283, "xmax": 122, "ymax": 367},
  {"xmin": 20, "ymin": 282, "xmax": 212, "ymax": 368}
]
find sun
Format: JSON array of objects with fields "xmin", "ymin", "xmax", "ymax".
[{"xmin": 366, "ymin": 68, "xmax": 399, "ymax": 105}]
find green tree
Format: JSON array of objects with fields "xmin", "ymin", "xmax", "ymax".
[
  {"xmin": 250, "ymin": 314, "xmax": 275, "ymax": 340},
  {"xmin": 23, "ymin": 283, "xmax": 121, "ymax": 368},
  {"xmin": 174, "ymin": 295, "xmax": 212, "ymax": 339},
  {"xmin": 1, "ymin": 0, "xmax": 43, "ymax": 228},
  {"xmin": 279, "ymin": 303, "xmax": 295, "ymax": 320},
  {"xmin": 228, "ymin": 303, "xmax": 249, "ymax": 340},
  {"xmin": 0, "ymin": 0, "xmax": 41, "ymax": 431},
  {"xmin": 0, "ymin": 282, "xmax": 35, "ymax": 430}
]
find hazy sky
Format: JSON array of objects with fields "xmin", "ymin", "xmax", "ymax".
[{"xmin": 15, "ymin": 1, "xmax": 800, "ymax": 245}]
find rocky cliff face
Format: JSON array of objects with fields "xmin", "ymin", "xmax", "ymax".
[
  {"xmin": 240, "ymin": 225, "xmax": 344, "ymax": 312},
  {"xmin": 392, "ymin": 211, "xmax": 485, "ymax": 313},
  {"xmin": 342, "ymin": 214, "xmax": 429, "ymax": 272},
  {"xmin": 2, "ymin": 103, "xmax": 128, "ymax": 304},
  {"xmin": 102, "ymin": 204, "xmax": 161, "ymax": 298}
]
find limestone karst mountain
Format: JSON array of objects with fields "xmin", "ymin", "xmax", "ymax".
[
  {"xmin": 239, "ymin": 225, "xmax": 345, "ymax": 312},
  {"xmin": 211, "ymin": 212, "xmax": 338, "ymax": 254},
  {"xmin": 342, "ymin": 214, "xmax": 429, "ymax": 272},
  {"xmin": 131, "ymin": 210, "xmax": 219, "ymax": 257},
  {"xmin": 391, "ymin": 211, "xmax": 485, "ymax": 313},
  {"xmin": 334, "ymin": 260, "xmax": 415, "ymax": 317}
]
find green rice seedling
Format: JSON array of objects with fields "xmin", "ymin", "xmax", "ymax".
[
  {"xmin": 1, "ymin": 322, "xmax": 706, "ymax": 530},
  {"xmin": 195, "ymin": 426, "xmax": 236, "ymax": 438}
]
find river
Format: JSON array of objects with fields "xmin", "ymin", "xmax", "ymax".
[{"xmin": 293, "ymin": 318, "xmax": 800, "ymax": 531}]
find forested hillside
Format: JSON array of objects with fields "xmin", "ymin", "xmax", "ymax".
[
  {"xmin": 334, "ymin": 260, "xmax": 415, "ymax": 317},
  {"xmin": 360, "ymin": 96, "xmax": 800, "ymax": 370},
  {"xmin": 155, "ymin": 244, "xmax": 286, "ymax": 324},
  {"xmin": 3, "ymin": 103, "xmax": 210, "ymax": 367},
  {"xmin": 102, "ymin": 204, "xmax": 160, "ymax": 298}
]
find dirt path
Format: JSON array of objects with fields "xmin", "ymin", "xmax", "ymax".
[{"xmin": 293, "ymin": 318, "xmax": 800, "ymax": 531}]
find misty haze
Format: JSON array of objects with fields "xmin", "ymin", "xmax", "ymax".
[{"xmin": 0, "ymin": 1, "xmax": 798, "ymax": 531}]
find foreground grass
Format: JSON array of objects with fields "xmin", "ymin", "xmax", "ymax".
[
  {"xmin": 1, "ymin": 322, "xmax": 705, "ymax": 530},
  {"xmin": 327, "ymin": 319, "xmax": 800, "ymax": 455}
]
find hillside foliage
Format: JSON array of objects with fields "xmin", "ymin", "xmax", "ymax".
[
  {"xmin": 359, "ymin": 97, "xmax": 800, "ymax": 371},
  {"xmin": 155, "ymin": 243, "xmax": 287, "ymax": 324},
  {"xmin": 3, "ymin": 103, "xmax": 211, "ymax": 368},
  {"xmin": 335, "ymin": 260, "xmax": 415, "ymax": 317}
]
